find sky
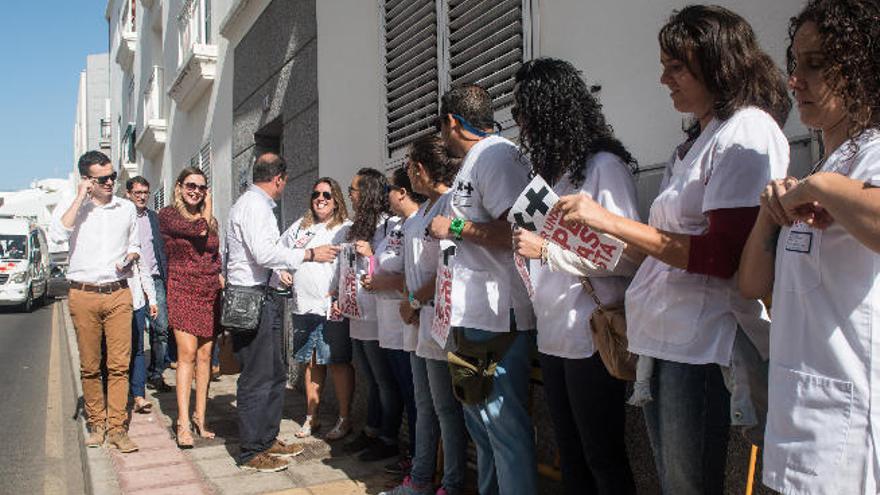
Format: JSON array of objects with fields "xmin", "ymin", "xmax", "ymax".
[{"xmin": 0, "ymin": 2, "xmax": 108, "ymax": 191}]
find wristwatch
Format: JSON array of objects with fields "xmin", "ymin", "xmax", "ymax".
[
  {"xmin": 408, "ymin": 291, "xmax": 422, "ymax": 309},
  {"xmin": 448, "ymin": 217, "xmax": 466, "ymax": 240}
]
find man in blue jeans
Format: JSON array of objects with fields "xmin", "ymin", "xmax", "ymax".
[
  {"xmin": 125, "ymin": 176, "xmax": 172, "ymax": 393},
  {"xmin": 429, "ymin": 85, "xmax": 537, "ymax": 495}
]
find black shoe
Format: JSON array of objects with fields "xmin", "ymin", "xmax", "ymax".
[
  {"xmin": 343, "ymin": 431, "xmax": 376, "ymax": 454},
  {"xmin": 358, "ymin": 441, "xmax": 399, "ymax": 462},
  {"xmin": 147, "ymin": 378, "xmax": 173, "ymax": 393}
]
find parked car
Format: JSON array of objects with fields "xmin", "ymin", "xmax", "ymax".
[{"xmin": 0, "ymin": 216, "xmax": 49, "ymax": 312}]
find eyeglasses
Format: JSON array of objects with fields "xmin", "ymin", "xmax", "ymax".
[
  {"xmin": 348, "ymin": 186, "xmax": 359, "ymax": 195},
  {"xmin": 183, "ymin": 182, "xmax": 208, "ymax": 193},
  {"xmin": 384, "ymin": 184, "xmax": 402, "ymax": 195},
  {"xmin": 130, "ymin": 190, "xmax": 151, "ymax": 197},
  {"xmin": 311, "ymin": 191, "xmax": 332, "ymax": 200},
  {"xmin": 89, "ymin": 172, "xmax": 117, "ymax": 185}
]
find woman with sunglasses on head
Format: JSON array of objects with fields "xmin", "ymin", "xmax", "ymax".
[
  {"xmin": 510, "ymin": 57, "xmax": 639, "ymax": 495},
  {"xmin": 554, "ymin": 6, "xmax": 791, "ymax": 493},
  {"xmin": 159, "ymin": 167, "xmax": 223, "ymax": 448},
  {"xmin": 737, "ymin": 1, "xmax": 880, "ymax": 492},
  {"xmin": 274, "ymin": 178, "xmax": 354, "ymax": 441},
  {"xmin": 361, "ymin": 167, "xmax": 426, "ymax": 475},
  {"xmin": 342, "ymin": 168, "xmax": 405, "ymax": 462}
]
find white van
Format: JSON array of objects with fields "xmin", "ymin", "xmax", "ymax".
[{"xmin": 0, "ymin": 216, "xmax": 49, "ymax": 311}]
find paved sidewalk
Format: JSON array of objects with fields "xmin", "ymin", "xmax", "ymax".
[{"xmin": 60, "ymin": 300, "xmax": 402, "ymax": 495}]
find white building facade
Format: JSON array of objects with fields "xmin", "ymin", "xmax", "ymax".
[{"xmin": 73, "ymin": 53, "xmax": 112, "ymax": 166}]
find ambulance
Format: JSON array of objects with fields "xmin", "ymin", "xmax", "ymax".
[{"xmin": 0, "ymin": 216, "xmax": 49, "ymax": 311}]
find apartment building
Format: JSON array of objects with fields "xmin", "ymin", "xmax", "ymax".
[{"xmin": 73, "ymin": 53, "xmax": 112, "ymax": 164}]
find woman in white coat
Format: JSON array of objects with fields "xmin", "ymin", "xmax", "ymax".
[
  {"xmin": 739, "ymin": 1, "xmax": 880, "ymax": 492},
  {"xmin": 555, "ymin": 6, "xmax": 791, "ymax": 493}
]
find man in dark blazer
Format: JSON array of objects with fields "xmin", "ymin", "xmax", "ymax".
[{"xmin": 126, "ymin": 176, "xmax": 172, "ymax": 392}]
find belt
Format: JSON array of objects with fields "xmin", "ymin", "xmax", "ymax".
[
  {"xmin": 268, "ymin": 287, "xmax": 292, "ymax": 298},
  {"xmin": 69, "ymin": 279, "xmax": 129, "ymax": 294}
]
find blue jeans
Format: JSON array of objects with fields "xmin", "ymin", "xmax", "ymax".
[
  {"xmin": 410, "ymin": 355, "xmax": 467, "ymax": 494},
  {"xmin": 458, "ymin": 327, "xmax": 537, "ymax": 495},
  {"xmin": 147, "ymin": 277, "xmax": 169, "ymax": 380},
  {"xmin": 352, "ymin": 339, "xmax": 402, "ymax": 442},
  {"xmin": 385, "ymin": 349, "xmax": 416, "ymax": 449},
  {"xmin": 642, "ymin": 358, "xmax": 731, "ymax": 495},
  {"xmin": 129, "ymin": 306, "xmax": 147, "ymax": 398}
]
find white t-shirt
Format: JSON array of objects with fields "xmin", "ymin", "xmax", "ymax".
[
  {"xmin": 375, "ymin": 211, "xmax": 418, "ymax": 351},
  {"xmin": 763, "ymin": 132, "xmax": 880, "ymax": 495},
  {"xmin": 274, "ymin": 217, "xmax": 350, "ymax": 316},
  {"xmin": 532, "ymin": 152, "xmax": 640, "ymax": 359},
  {"xmin": 405, "ymin": 195, "xmax": 452, "ymax": 361},
  {"xmin": 349, "ymin": 215, "xmax": 398, "ymax": 341},
  {"xmin": 626, "ymin": 107, "xmax": 789, "ymax": 365},
  {"xmin": 444, "ymin": 135, "xmax": 536, "ymax": 332}
]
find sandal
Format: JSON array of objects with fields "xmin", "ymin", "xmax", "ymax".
[
  {"xmin": 324, "ymin": 417, "xmax": 351, "ymax": 441},
  {"xmin": 191, "ymin": 416, "xmax": 216, "ymax": 439},
  {"xmin": 295, "ymin": 416, "xmax": 320, "ymax": 438},
  {"xmin": 176, "ymin": 422, "xmax": 194, "ymax": 449},
  {"xmin": 133, "ymin": 398, "xmax": 152, "ymax": 414}
]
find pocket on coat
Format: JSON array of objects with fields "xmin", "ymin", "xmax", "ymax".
[{"xmin": 767, "ymin": 365, "xmax": 853, "ymax": 476}]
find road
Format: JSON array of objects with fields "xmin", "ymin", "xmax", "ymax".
[{"xmin": 0, "ymin": 301, "xmax": 86, "ymax": 495}]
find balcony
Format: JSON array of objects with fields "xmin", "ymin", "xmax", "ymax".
[
  {"xmin": 169, "ymin": 0, "xmax": 216, "ymax": 111},
  {"xmin": 136, "ymin": 67, "xmax": 167, "ymax": 159},
  {"xmin": 98, "ymin": 118, "xmax": 112, "ymax": 150},
  {"xmin": 114, "ymin": 0, "xmax": 137, "ymax": 72},
  {"xmin": 120, "ymin": 123, "xmax": 139, "ymax": 179}
]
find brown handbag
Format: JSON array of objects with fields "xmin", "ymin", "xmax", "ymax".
[{"xmin": 581, "ymin": 277, "xmax": 637, "ymax": 381}]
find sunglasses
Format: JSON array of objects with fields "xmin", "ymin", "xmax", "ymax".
[
  {"xmin": 89, "ymin": 172, "xmax": 117, "ymax": 185},
  {"xmin": 311, "ymin": 191, "xmax": 333, "ymax": 200},
  {"xmin": 183, "ymin": 182, "xmax": 208, "ymax": 193},
  {"xmin": 384, "ymin": 184, "xmax": 402, "ymax": 194}
]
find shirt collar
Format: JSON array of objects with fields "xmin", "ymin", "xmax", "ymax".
[
  {"xmin": 249, "ymin": 185, "xmax": 277, "ymax": 209},
  {"xmin": 90, "ymin": 195, "xmax": 124, "ymax": 210}
]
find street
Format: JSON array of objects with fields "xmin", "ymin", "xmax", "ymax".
[{"xmin": 0, "ymin": 301, "xmax": 86, "ymax": 495}]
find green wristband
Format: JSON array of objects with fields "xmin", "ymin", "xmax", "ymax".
[{"xmin": 449, "ymin": 217, "xmax": 466, "ymax": 240}]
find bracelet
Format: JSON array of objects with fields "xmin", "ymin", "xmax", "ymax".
[
  {"xmin": 540, "ymin": 239, "xmax": 550, "ymax": 266},
  {"xmin": 449, "ymin": 217, "xmax": 466, "ymax": 240},
  {"xmin": 307, "ymin": 248, "xmax": 314, "ymax": 261}
]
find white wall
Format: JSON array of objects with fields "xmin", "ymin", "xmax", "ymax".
[{"xmin": 315, "ymin": 0, "xmax": 383, "ymax": 185}]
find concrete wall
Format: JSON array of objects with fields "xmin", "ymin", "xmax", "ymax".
[{"xmin": 231, "ymin": 0, "xmax": 319, "ymax": 227}]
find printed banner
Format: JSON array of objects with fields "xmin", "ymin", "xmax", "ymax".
[
  {"xmin": 293, "ymin": 231, "xmax": 316, "ymax": 249},
  {"xmin": 431, "ymin": 242, "xmax": 456, "ymax": 348},
  {"xmin": 508, "ymin": 175, "xmax": 625, "ymax": 270},
  {"xmin": 514, "ymin": 252, "xmax": 534, "ymax": 299},
  {"xmin": 338, "ymin": 243, "xmax": 362, "ymax": 319}
]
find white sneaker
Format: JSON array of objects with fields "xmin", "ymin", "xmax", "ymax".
[
  {"xmin": 324, "ymin": 416, "xmax": 352, "ymax": 441},
  {"xmin": 294, "ymin": 415, "xmax": 320, "ymax": 438}
]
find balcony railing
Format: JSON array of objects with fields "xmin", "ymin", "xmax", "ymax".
[
  {"xmin": 114, "ymin": 0, "xmax": 137, "ymax": 71},
  {"xmin": 178, "ymin": 0, "xmax": 212, "ymax": 65},
  {"xmin": 144, "ymin": 66, "xmax": 165, "ymax": 122}
]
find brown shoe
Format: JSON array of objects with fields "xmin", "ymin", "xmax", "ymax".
[
  {"xmin": 266, "ymin": 439, "xmax": 305, "ymax": 458},
  {"xmin": 107, "ymin": 431, "xmax": 139, "ymax": 453},
  {"xmin": 240, "ymin": 452, "xmax": 289, "ymax": 472},
  {"xmin": 86, "ymin": 424, "xmax": 106, "ymax": 448}
]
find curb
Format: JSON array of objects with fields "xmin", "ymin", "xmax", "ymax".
[{"xmin": 59, "ymin": 299, "xmax": 122, "ymax": 495}]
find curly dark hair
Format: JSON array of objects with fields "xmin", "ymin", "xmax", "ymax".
[
  {"xmin": 513, "ymin": 58, "xmax": 636, "ymax": 187},
  {"xmin": 660, "ymin": 5, "xmax": 791, "ymax": 139},
  {"xmin": 346, "ymin": 167, "xmax": 390, "ymax": 242},
  {"xmin": 407, "ymin": 134, "xmax": 461, "ymax": 187},
  {"xmin": 787, "ymin": 0, "xmax": 880, "ymax": 144}
]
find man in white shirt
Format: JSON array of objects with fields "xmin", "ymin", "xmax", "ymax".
[
  {"xmin": 49, "ymin": 151, "xmax": 140, "ymax": 453},
  {"xmin": 429, "ymin": 85, "xmax": 537, "ymax": 495},
  {"xmin": 226, "ymin": 153, "xmax": 339, "ymax": 472}
]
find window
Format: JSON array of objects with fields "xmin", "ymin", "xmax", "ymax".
[
  {"xmin": 381, "ymin": 0, "xmax": 532, "ymax": 161},
  {"xmin": 178, "ymin": 0, "xmax": 212, "ymax": 62},
  {"xmin": 121, "ymin": 123, "xmax": 137, "ymax": 164},
  {"xmin": 153, "ymin": 185, "xmax": 165, "ymax": 210},
  {"xmin": 190, "ymin": 141, "xmax": 212, "ymax": 186}
]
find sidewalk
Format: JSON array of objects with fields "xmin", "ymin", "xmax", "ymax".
[{"xmin": 60, "ymin": 300, "xmax": 401, "ymax": 495}]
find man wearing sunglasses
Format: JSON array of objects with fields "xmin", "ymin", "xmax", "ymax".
[{"xmin": 49, "ymin": 151, "xmax": 141, "ymax": 453}]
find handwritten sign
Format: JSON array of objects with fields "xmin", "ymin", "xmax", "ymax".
[
  {"xmin": 338, "ymin": 243, "xmax": 362, "ymax": 319},
  {"xmin": 508, "ymin": 175, "xmax": 625, "ymax": 270},
  {"xmin": 431, "ymin": 242, "xmax": 456, "ymax": 348}
]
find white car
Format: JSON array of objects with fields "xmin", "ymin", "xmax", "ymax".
[{"xmin": 0, "ymin": 216, "xmax": 49, "ymax": 312}]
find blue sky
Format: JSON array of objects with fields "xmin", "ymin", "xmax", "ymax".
[{"xmin": 0, "ymin": 2, "xmax": 107, "ymax": 191}]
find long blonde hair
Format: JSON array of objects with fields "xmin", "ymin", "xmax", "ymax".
[
  {"xmin": 173, "ymin": 166, "xmax": 218, "ymax": 232},
  {"xmin": 301, "ymin": 177, "xmax": 348, "ymax": 230}
]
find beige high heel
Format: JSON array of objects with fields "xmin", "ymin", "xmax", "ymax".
[
  {"xmin": 176, "ymin": 422, "xmax": 194, "ymax": 449},
  {"xmin": 191, "ymin": 416, "xmax": 215, "ymax": 439}
]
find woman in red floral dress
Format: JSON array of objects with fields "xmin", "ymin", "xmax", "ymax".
[{"xmin": 159, "ymin": 166, "xmax": 223, "ymax": 448}]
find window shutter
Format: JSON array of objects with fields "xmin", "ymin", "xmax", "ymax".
[
  {"xmin": 199, "ymin": 141, "xmax": 212, "ymax": 185},
  {"xmin": 154, "ymin": 186, "xmax": 165, "ymax": 209},
  {"xmin": 447, "ymin": 0, "xmax": 524, "ymax": 110},
  {"xmin": 384, "ymin": 0, "xmax": 439, "ymax": 156}
]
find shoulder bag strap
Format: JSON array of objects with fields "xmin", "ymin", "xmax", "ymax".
[{"xmin": 580, "ymin": 276, "xmax": 604, "ymax": 309}]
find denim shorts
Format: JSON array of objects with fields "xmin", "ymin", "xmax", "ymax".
[{"xmin": 292, "ymin": 314, "xmax": 352, "ymax": 365}]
